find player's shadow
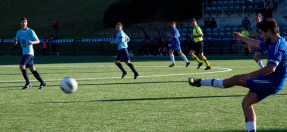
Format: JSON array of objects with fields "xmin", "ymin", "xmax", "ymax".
[
  {"xmin": 215, "ymin": 130, "xmax": 287, "ymax": 132},
  {"xmin": 78, "ymin": 81, "xmax": 187, "ymax": 86}
]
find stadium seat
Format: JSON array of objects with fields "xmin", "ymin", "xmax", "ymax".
[
  {"xmin": 223, "ymin": 6, "xmax": 228, "ymax": 14},
  {"xmin": 282, "ymin": 31, "xmax": 287, "ymax": 37},
  {"xmin": 217, "ymin": 6, "xmax": 222, "ymax": 14},
  {"xmin": 229, "ymin": 1, "xmax": 235, "ymax": 6},
  {"xmin": 205, "ymin": 7, "xmax": 211, "ymax": 14},
  {"xmin": 219, "ymin": 32, "xmax": 225, "ymax": 38},
  {"xmin": 178, "ymin": 29, "xmax": 182, "ymax": 32},
  {"xmin": 219, "ymin": 28, "xmax": 224, "ymax": 32},
  {"xmin": 182, "ymin": 33, "xmax": 187, "ymax": 36},
  {"xmin": 247, "ymin": 6, "xmax": 253, "ymax": 13},
  {"xmin": 212, "ymin": 28, "xmax": 218, "ymax": 33},
  {"xmin": 228, "ymin": 6, "xmax": 234, "ymax": 14},
  {"xmin": 226, "ymin": 32, "xmax": 232, "ymax": 37},
  {"xmin": 207, "ymin": 32, "xmax": 212, "ymax": 37},
  {"xmin": 211, "ymin": 7, "xmax": 217, "ymax": 14},
  {"xmin": 182, "ymin": 28, "xmax": 187, "ymax": 32},
  {"xmin": 232, "ymin": 27, "xmax": 238, "ymax": 32},
  {"xmin": 225, "ymin": 28, "xmax": 231, "ymax": 32},
  {"xmin": 223, "ymin": 1, "xmax": 228, "ymax": 6},
  {"xmin": 281, "ymin": 26, "xmax": 287, "ymax": 31},
  {"xmin": 224, "ymin": 24, "xmax": 231, "ymax": 28},
  {"xmin": 205, "ymin": 28, "xmax": 211, "ymax": 33},
  {"xmin": 212, "ymin": 32, "xmax": 218, "ymax": 38},
  {"xmin": 234, "ymin": 6, "xmax": 241, "ymax": 14}
]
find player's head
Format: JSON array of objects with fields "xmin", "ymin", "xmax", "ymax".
[
  {"xmin": 20, "ymin": 17, "xmax": 28, "ymax": 29},
  {"xmin": 191, "ymin": 18, "xmax": 197, "ymax": 27},
  {"xmin": 171, "ymin": 21, "xmax": 176, "ymax": 28},
  {"xmin": 255, "ymin": 13, "xmax": 262, "ymax": 23},
  {"xmin": 258, "ymin": 18, "xmax": 280, "ymax": 43},
  {"xmin": 242, "ymin": 26, "xmax": 246, "ymax": 30},
  {"xmin": 115, "ymin": 22, "xmax": 123, "ymax": 31}
]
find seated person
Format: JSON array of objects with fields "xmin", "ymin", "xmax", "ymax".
[
  {"xmin": 153, "ymin": 38, "xmax": 160, "ymax": 56},
  {"xmin": 146, "ymin": 40, "xmax": 153, "ymax": 56},
  {"xmin": 159, "ymin": 38, "xmax": 168, "ymax": 56},
  {"xmin": 139, "ymin": 40, "xmax": 147, "ymax": 56}
]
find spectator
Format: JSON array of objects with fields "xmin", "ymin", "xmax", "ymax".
[
  {"xmin": 256, "ymin": 0, "xmax": 265, "ymax": 15},
  {"xmin": 241, "ymin": 26, "xmax": 250, "ymax": 56},
  {"xmin": 41, "ymin": 39, "xmax": 47, "ymax": 56},
  {"xmin": 139, "ymin": 40, "xmax": 147, "ymax": 56},
  {"xmin": 53, "ymin": 20, "xmax": 59, "ymax": 39},
  {"xmin": 153, "ymin": 38, "xmax": 160, "ymax": 56},
  {"xmin": 49, "ymin": 35, "xmax": 57, "ymax": 56},
  {"xmin": 266, "ymin": 0, "xmax": 274, "ymax": 9},
  {"xmin": 204, "ymin": 17, "xmax": 210, "ymax": 28},
  {"xmin": 210, "ymin": 18, "xmax": 217, "ymax": 30},
  {"xmin": 159, "ymin": 38, "xmax": 168, "ymax": 56},
  {"xmin": 264, "ymin": 5, "xmax": 273, "ymax": 19},
  {"xmin": 244, "ymin": 0, "xmax": 253, "ymax": 7},
  {"xmin": 242, "ymin": 17, "xmax": 251, "ymax": 31},
  {"xmin": 146, "ymin": 40, "xmax": 153, "ymax": 56}
]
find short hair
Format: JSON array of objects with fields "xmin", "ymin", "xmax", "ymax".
[
  {"xmin": 256, "ymin": 13, "xmax": 262, "ymax": 19},
  {"xmin": 258, "ymin": 18, "xmax": 279, "ymax": 34},
  {"xmin": 191, "ymin": 18, "xmax": 197, "ymax": 22},
  {"xmin": 171, "ymin": 21, "xmax": 176, "ymax": 25},
  {"xmin": 116, "ymin": 22, "xmax": 123, "ymax": 28},
  {"xmin": 20, "ymin": 17, "xmax": 27, "ymax": 22}
]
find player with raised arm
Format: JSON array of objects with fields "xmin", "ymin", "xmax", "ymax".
[
  {"xmin": 188, "ymin": 18, "xmax": 287, "ymax": 132},
  {"xmin": 189, "ymin": 18, "xmax": 211, "ymax": 70},
  {"xmin": 249, "ymin": 13, "xmax": 267, "ymax": 68},
  {"xmin": 167, "ymin": 21, "xmax": 190, "ymax": 67},
  {"xmin": 13, "ymin": 17, "xmax": 46, "ymax": 89},
  {"xmin": 110, "ymin": 22, "xmax": 139, "ymax": 79}
]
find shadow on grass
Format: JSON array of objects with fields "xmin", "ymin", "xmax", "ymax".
[
  {"xmin": 31, "ymin": 94, "xmax": 287, "ymax": 104},
  {"xmin": 215, "ymin": 130, "xmax": 287, "ymax": 132}
]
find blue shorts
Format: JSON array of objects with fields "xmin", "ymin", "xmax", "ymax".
[
  {"xmin": 255, "ymin": 49, "xmax": 264, "ymax": 54},
  {"xmin": 246, "ymin": 76, "xmax": 282, "ymax": 102},
  {"xmin": 20, "ymin": 54, "xmax": 34, "ymax": 68},
  {"xmin": 170, "ymin": 43, "xmax": 181, "ymax": 51},
  {"xmin": 115, "ymin": 48, "xmax": 130, "ymax": 62}
]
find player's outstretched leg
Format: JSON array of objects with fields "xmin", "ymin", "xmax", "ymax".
[{"xmin": 21, "ymin": 69, "xmax": 32, "ymax": 89}]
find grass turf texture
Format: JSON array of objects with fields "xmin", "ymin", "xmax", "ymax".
[{"xmin": 0, "ymin": 56, "xmax": 286, "ymax": 131}]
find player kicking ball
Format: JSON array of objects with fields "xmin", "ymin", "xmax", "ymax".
[
  {"xmin": 189, "ymin": 18, "xmax": 287, "ymax": 132},
  {"xmin": 13, "ymin": 17, "xmax": 46, "ymax": 89},
  {"xmin": 110, "ymin": 22, "xmax": 139, "ymax": 79}
]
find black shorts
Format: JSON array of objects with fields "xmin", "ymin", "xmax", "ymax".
[
  {"xmin": 115, "ymin": 48, "xmax": 130, "ymax": 62},
  {"xmin": 190, "ymin": 41, "xmax": 204, "ymax": 53}
]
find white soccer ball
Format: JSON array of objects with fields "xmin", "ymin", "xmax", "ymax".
[{"xmin": 60, "ymin": 77, "xmax": 78, "ymax": 93}]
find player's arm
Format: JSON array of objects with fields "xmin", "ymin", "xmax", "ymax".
[
  {"xmin": 167, "ymin": 33, "xmax": 177, "ymax": 38},
  {"xmin": 239, "ymin": 64, "xmax": 276, "ymax": 81},
  {"xmin": 233, "ymin": 32, "xmax": 261, "ymax": 49},
  {"xmin": 13, "ymin": 38, "xmax": 18, "ymax": 45},
  {"xmin": 30, "ymin": 30, "xmax": 40, "ymax": 45},
  {"xmin": 111, "ymin": 33, "xmax": 124, "ymax": 44},
  {"xmin": 29, "ymin": 40, "xmax": 40, "ymax": 45}
]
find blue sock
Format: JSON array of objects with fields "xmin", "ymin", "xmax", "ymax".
[
  {"xmin": 21, "ymin": 69, "xmax": 30, "ymax": 84},
  {"xmin": 128, "ymin": 63, "xmax": 137, "ymax": 73},
  {"xmin": 32, "ymin": 70, "xmax": 44, "ymax": 84},
  {"xmin": 116, "ymin": 63, "xmax": 126, "ymax": 73}
]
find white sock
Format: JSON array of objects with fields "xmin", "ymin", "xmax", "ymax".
[
  {"xmin": 200, "ymin": 79, "xmax": 225, "ymax": 88},
  {"xmin": 257, "ymin": 60, "xmax": 264, "ymax": 69},
  {"xmin": 246, "ymin": 121, "xmax": 256, "ymax": 132},
  {"xmin": 170, "ymin": 54, "xmax": 175, "ymax": 64},
  {"xmin": 181, "ymin": 54, "xmax": 189, "ymax": 63}
]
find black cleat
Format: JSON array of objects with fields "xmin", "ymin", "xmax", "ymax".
[
  {"xmin": 205, "ymin": 66, "xmax": 211, "ymax": 70},
  {"xmin": 39, "ymin": 82, "xmax": 46, "ymax": 89},
  {"xmin": 188, "ymin": 77, "xmax": 202, "ymax": 87},
  {"xmin": 248, "ymin": 130, "xmax": 255, "ymax": 132},
  {"xmin": 121, "ymin": 72, "xmax": 128, "ymax": 79},
  {"xmin": 22, "ymin": 83, "xmax": 32, "ymax": 89},
  {"xmin": 186, "ymin": 62, "xmax": 190, "ymax": 67},
  {"xmin": 134, "ymin": 73, "xmax": 140, "ymax": 79},
  {"xmin": 197, "ymin": 62, "xmax": 203, "ymax": 69}
]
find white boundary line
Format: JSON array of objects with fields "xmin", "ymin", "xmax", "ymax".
[{"xmin": 0, "ymin": 66, "xmax": 232, "ymax": 83}]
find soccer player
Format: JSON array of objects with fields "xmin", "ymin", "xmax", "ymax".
[
  {"xmin": 167, "ymin": 21, "xmax": 190, "ymax": 67},
  {"xmin": 110, "ymin": 22, "xmax": 139, "ymax": 79},
  {"xmin": 189, "ymin": 18, "xmax": 287, "ymax": 132},
  {"xmin": 249, "ymin": 13, "xmax": 266, "ymax": 68},
  {"xmin": 189, "ymin": 18, "xmax": 211, "ymax": 70},
  {"xmin": 13, "ymin": 17, "xmax": 46, "ymax": 89}
]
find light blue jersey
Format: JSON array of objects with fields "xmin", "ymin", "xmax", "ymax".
[
  {"xmin": 16, "ymin": 27, "xmax": 39, "ymax": 56},
  {"xmin": 114, "ymin": 30, "xmax": 130, "ymax": 50},
  {"xmin": 259, "ymin": 37, "xmax": 287, "ymax": 89}
]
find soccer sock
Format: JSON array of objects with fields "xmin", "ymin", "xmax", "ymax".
[
  {"xmin": 257, "ymin": 60, "xmax": 264, "ymax": 69},
  {"xmin": 21, "ymin": 69, "xmax": 30, "ymax": 84},
  {"xmin": 180, "ymin": 54, "xmax": 189, "ymax": 63},
  {"xmin": 128, "ymin": 63, "xmax": 137, "ymax": 74},
  {"xmin": 191, "ymin": 54, "xmax": 201, "ymax": 64},
  {"xmin": 202, "ymin": 56, "xmax": 210, "ymax": 67},
  {"xmin": 32, "ymin": 70, "xmax": 44, "ymax": 84},
  {"xmin": 116, "ymin": 63, "xmax": 126, "ymax": 73},
  {"xmin": 246, "ymin": 121, "xmax": 256, "ymax": 132},
  {"xmin": 170, "ymin": 54, "xmax": 175, "ymax": 64},
  {"xmin": 200, "ymin": 79, "xmax": 225, "ymax": 88}
]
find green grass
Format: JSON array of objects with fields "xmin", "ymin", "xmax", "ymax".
[
  {"xmin": 0, "ymin": 0, "xmax": 118, "ymax": 39},
  {"xmin": 0, "ymin": 55, "xmax": 287, "ymax": 131}
]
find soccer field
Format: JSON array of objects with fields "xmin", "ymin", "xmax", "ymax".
[{"xmin": 0, "ymin": 56, "xmax": 286, "ymax": 132}]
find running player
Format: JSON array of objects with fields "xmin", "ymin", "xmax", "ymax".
[
  {"xmin": 249, "ymin": 13, "xmax": 267, "ymax": 68},
  {"xmin": 110, "ymin": 22, "xmax": 139, "ymax": 79},
  {"xmin": 13, "ymin": 17, "xmax": 46, "ymax": 89},
  {"xmin": 167, "ymin": 21, "xmax": 190, "ymax": 67},
  {"xmin": 189, "ymin": 18, "xmax": 211, "ymax": 70},
  {"xmin": 189, "ymin": 18, "xmax": 286, "ymax": 132}
]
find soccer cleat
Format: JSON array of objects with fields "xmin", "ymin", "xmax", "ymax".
[
  {"xmin": 188, "ymin": 77, "xmax": 202, "ymax": 87},
  {"xmin": 121, "ymin": 72, "xmax": 128, "ymax": 79},
  {"xmin": 186, "ymin": 62, "xmax": 190, "ymax": 67},
  {"xmin": 134, "ymin": 73, "xmax": 140, "ymax": 79},
  {"xmin": 39, "ymin": 82, "xmax": 47, "ymax": 89},
  {"xmin": 22, "ymin": 83, "xmax": 32, "ymax": 89},
  {"xmin": 205, "ymin": 66, "xmax": 211, "ymax": 70},
  {"xmin": 169, "ymin": 64, "xmax": 176, "ymax": 67},
  {"xmin": 197, "ymin": 62, "xmax": 203, "ymax": 69}
]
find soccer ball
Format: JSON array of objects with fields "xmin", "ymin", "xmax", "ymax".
[{"xmin": 60, "ymin": 77, "xmax": 78, "ymax": 93}]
